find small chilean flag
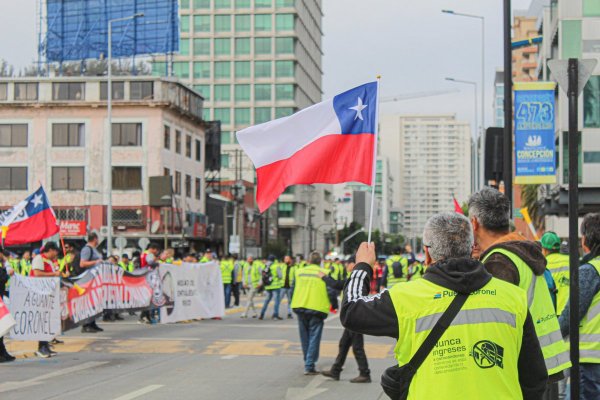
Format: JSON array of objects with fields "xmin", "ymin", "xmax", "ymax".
[
  {"xmin": 0, "ymin": 186, "xmax": 59, "ymax": 247},
  {"xmin": 237, "ymin": 82, "xmax": 378, "ymax": 212},
  {"xmin": 453, "ymin": 196, "xmax": 464, "ymax": 215}
]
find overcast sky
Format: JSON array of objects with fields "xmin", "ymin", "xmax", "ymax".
[{"xmin": 0, "ymin": 0, "xmax": 533, "ymax": 130}]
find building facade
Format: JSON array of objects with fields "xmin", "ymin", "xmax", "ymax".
[
  {"xmin": 380, "ymin": 114, "xmax": 471, "ymax": 239},
  {"xmin": 0, "ymin": 76, "xmax": 207, "ymax": 251}
]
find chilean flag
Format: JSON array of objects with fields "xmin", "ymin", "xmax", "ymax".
[
  {"xmin": 237, "ymin": 82, "xmax": 378, "ymax": 212},
  {"xmin": 0, "ymin": 186, "xmax": 59, "ymax": 247}
]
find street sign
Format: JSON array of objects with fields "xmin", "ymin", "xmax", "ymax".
[
  {"xmin": 229, "ymin": 235, "xmax": 240, "ymax": 254},
  {"xmin": 59, "ymin": 220, "xmax": 87, "ymax": 237},
  {"xmin": 115, "ymin": 237, "xmax": 127, "ymax": 250},
  {"xmin": 138, "ymin": 237, "xmax": 150, "ymax": 250},
  {"xmin": 171, "ymin": 240, "xmax": 190, "ymax": 248},
  {"xmin": 548, "ymin": 59, "xmax": 597, "ymax": 95}
]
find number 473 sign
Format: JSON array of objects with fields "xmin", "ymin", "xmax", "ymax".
[{"xmin": 514, "ymin": 82, "xmax": 557, "ymax": 185}]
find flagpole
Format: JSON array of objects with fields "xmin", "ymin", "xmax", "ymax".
[{"xmin": 367, "ymin": 76, "xmax": 381, "ymax": 244}]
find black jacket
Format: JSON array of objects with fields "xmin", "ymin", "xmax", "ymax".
[{"xmin": 340, "ymin": 258, "xmax": 548, "ymax": 400}]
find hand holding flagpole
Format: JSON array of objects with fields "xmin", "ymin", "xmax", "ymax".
[{"xmin": 367, "ymin": 75, "xmax": 382, "ymax": 244}]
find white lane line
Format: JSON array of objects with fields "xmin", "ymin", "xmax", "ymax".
[
  {"xmin": 221, "ymin": 355, "xmax": 239, "ymax": 360},
  {"xmin": 113, "ymin": 384, "xmax": 164, "ymax": 400},
  {"xmin": 0, "ymin": 361, "xmax": 108, "ymax": 393}
]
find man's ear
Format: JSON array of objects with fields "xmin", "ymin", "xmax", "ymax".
[
  {"xmin": 471, "ymin": 217, "xmax": 479, "ymax": 232},
  {"xmin": 424, "ymin": 246, "xmax": 433, "ymax": 266}
]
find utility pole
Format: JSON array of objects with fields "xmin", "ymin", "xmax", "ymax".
[{"xmin": 503, "ymin": 0, "xmax": 513, "ymax": 215}]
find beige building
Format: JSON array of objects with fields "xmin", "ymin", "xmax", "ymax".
[
  {"xmin": 0, "ymin": 76, "xmax": 207, "ymax": 249},
  {"xmin": 380, "ymin": 114, "xmax": 471, "ymax": 239}
]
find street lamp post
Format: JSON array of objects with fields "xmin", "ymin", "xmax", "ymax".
[
  {"xmin": 442, "ymin": 9, "xmax": 485, "ymax": 190},
  {"xmin": 445, "ymin": 77, "xmax": 478, "ymax": 194},
  {"xmin": 106, "ymin": 13, "xmax": 143, "ymax": 256}
]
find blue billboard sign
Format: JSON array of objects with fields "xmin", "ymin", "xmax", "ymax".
[
  {"xmin": 43, "ymin": 0, "xmax": 179, "ymax": 63},
  {"xmin": 514, "ymin": 82, "xmax": 557, "ymax": 185}
]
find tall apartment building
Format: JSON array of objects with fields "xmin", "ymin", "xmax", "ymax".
[
  {"xmin": 155, "ymin": 0, "xmax": 331, "ymax": 254},
  {"xmin": 0, "ymin": 76, "xmax": 208, "ymax": 251},
  {"xmin": 380, "ymin": 115, "xmax": 471, "ymax": 239},
  {"xmin": 536, "ymin": 0, "xmax": 600, "ymax": 234}
]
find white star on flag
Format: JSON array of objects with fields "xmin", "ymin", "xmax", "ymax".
[
  {"xmin": 31, "ymin": 194, "xmax": 43, "ymax": 208},
  {"xmin": 349, "ymin": 97, "xmax": 368, "ymax": 121}
]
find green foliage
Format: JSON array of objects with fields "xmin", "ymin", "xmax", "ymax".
[
  {"xmin": 337, "ymin": 222, "xmax": 405, "ymax": 256},
  {"xmin": 264, "ymin": 239, "xmax": 288, "ymax": 260}
]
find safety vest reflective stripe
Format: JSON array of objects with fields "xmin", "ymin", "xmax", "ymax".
[
  {"xmin": 580, "ymin": 258, "xmax": 600, "ymax": 364},
  {"xmin": 538, "ymin": 330, "xmax": 564, "ymax": 347},
  {"xmin": 581, "ymin": 350, "xmax": 600, "ymax": 360},
  {"xmin": 550, "ymin": 266, "xmax": 569, "ymax": 273},
  {"xmin": 581, "ymin": 333, "xmax": 600, "ymax": 342},
  {"xmin": 415, "ymin": 308, "xmax": 516, "ymax": 333},
  {"xmin": 586, "ymin": 302, "xmax": 600, "ymax": 321}
]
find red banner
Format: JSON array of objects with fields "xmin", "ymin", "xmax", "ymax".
[
  {"xmin": 59, "ymin": 220, "xmax": 87, "ymax": 237},
  {"xmin": 0, "ymin": 297, "xmax": 16, "ymax": 337}
]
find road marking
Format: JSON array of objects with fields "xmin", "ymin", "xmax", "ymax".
[
  {"xmin": 0, "ymin": 361, "xmax": 108, "ymax": 393},
  {"xmin": 113, "ymin": 385, "xmax": 164, "ymax": 400},
  {"xmin": 221, "ymin": 354, "xmax": 239, "ymax": 360},
  {"xmin": 286, "ymin": 375, "xmax": 327, "ymax": 400}
]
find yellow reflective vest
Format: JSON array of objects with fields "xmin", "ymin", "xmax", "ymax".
[
  {"xmin": 220, "ymin": 259, "xmax": 235, "ymax": 284},
  {"xmin": 389, "ymin": 277, "xmax": 528, "ymax": 399},
  {"xmin": 265, "ymin": 261, "xmax": 283, "ymax": 290},
  {"xmin": 386, "ymin": 255, "xmax": 408, "ymax": 288},
  {"xmin": 580, "ymin": 258, "xmax": 600, "ymax": 364},
  {"xmin": 484, "ymin": 248, "xmax": 571, "ymax": 375},
  {"xmin": 546, "ymin": 253, "xmax": 570, "ymax": 316},
  {"xmin": 290, "ymin": 264, "xmax": 330, "ymax": 315}
]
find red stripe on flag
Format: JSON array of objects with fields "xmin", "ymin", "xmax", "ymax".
[
  {"xmin": 4, "ymin": 208, "xmax": 59, "ymax": 246},
  {"xmin": 256, "ymin": 133, "xmax": 375, "ymax": 212}
]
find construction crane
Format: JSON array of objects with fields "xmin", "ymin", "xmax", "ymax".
[{"xmin": 380, "ymin": 89, "xmax": 460, "ymax": 103}]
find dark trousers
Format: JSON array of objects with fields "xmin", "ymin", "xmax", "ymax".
[
  {"xmin": 38, "ymin": 341, "xmax": 49, "ymax": 350},
  {"xmin": 331, "ymin": 328, "xmax": 370, "ymax": 376},
  {"xmin": 327, "ymin": 288, "xmax": 339, "ymax": 310},
  {"xmin": 232, "ymin": 283, "xmax": 241, "ymax": 307},
  {"xmin": 224, "ymin": 283, "xmax": 232, "ymax": 308},
  {"xmin": 580, "ymin": 363, "xmax": 600, "ymax": 400}
]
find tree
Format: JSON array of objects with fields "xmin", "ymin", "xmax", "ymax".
[
  {"xmin": 521, "ymin": 184, "xmax": 544, "ymax": 230},
  {"xmin": 264, "ymin": 239, "xmax": 288, "ymax": 260}
]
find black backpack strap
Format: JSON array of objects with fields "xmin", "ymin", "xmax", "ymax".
[{"xmin": 407, "ymin": 292, "xmax": 469, "ymax": 371}]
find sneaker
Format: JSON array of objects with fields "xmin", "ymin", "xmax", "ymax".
[
  {"xmin": 321, "ymin": 369, "xmax": 340, "ymax": 381},
  {"xmin": 304, "ymin": 370, "xmax": 320, "ymax": 376},
  {"xmin": 81, "ymin": 325, "xmax": 100, "ymax": 333},
  {"xmin": 240, "ymin": 315, "xmax": 247, "ymax": 319},
  {"xmin": 114, "ymin": 314, "xmax": 124, "ymax": 321},
  {"xmin": 48, "ymin": 348, "xmax": 58, "ymax": 356},
  {"xmin": 272, "ymin": 316, "xmax": 283, "ymax": 320},
  {"xmin": 0, "ymin": 353, "xmax": 15, "ymax": 362},
  {"xmin": 258, "ymin": 315, "xmax": 264, "ymax": 320},
  {"xmin": 252, "ymin": 315, "xmax": 257, "ymax": 318},
  {"xmin": 350, "ymin": 375, "xmax": 371, "ymax": 383},
  {"xmin": 91, "ymin": 323, "xmax": 104, "ymax": 332},
  {"xmin": 287, "ymin": 313, "xmax": 293, "ymax": 319},
  {"xmin": 50, "ymin": 338, "xmax": 64, "ymax": 345},
  {"xmin": 35, "ymin": 347, "xmax": 52, "ymax": 358}
]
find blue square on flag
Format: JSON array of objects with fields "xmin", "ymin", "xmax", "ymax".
[{"xmin": 333, "ymin": 82, "xmax": 377, "ymax": 135}]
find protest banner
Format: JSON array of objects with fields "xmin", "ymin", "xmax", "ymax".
[
  {"xmin": 0, "ymin": 296, "xmax": 16, "ymax": 338},
  {"xmin": 61, "ymin": 263, "xmax": 171, "ymax": 331},
  {"xmin": 9, "ymin": 274, "xmax": 60, "ymax": 341},
  {"xmin": 159, "ymin": 261, "xmax": 225, "ymax": 323}
]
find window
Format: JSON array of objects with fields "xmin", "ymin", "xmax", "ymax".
[
  {"xmin": 202, "ymin": 108, "xmax": 210, "ymax": 120},
  {"xmin": 215, "ymin": 38, "xmax": 231, "ymax": 55},
  {"xmin": 152, "ymin": 62, "xmax": 166, "ymax": 76},
  {"xmin": 276, "ymin": 60, "xmax": 294, "ymax": 77},
  {"xmin": 214, "ymin": 108, "xmax": 231, "ymax": 124},
  {"xmin": 194, "ymin": 84, "xmax": 210, "ymax": 100},
  {"xmin": 195, "ymin": 139, "xmax": 202, "ymax": 161},
  {"xmin": 181, "ymin": 0, "xmax": 190, "ymax": 8},
  {"xmin": 255, "ymin": 0, "xmax": 272, "ymax": 7},
  {"xmin": 276, "ymin": 0, "xmax": 294, "ymax": 6},
  {"xmin": 255, "ymin": 84, "xmax": 271, "ymax": 101},
  {"xmin": 235, "ymin": 38, "xmax": 251, "ymax": 55},
  {"xmin": 215, "ymin": 0, "xmax": 231, "ymax": 8},
  {"xmin": 254, "ymin": 60, "xmax": 272, "ymax": 77},
  {"xmin": 0, "ymin": 83, "xmax": 6, "ymax": 101},
  {"xmin": 221, "ymin": 154, "xmax": 230, "ymax": 168},
  {"xmin": 175, "ymin": 130, "xmax": 182, "ymax": 154},
  {"xmin": 112, "ymin": 123, "xmax": 142, "ymax": 146},
  {"xmin": 194, "ymin": 38, "xmax": 210, "ymax": 55},
  {"xmin": 275, "ymin": 37, "xmax": 294, "ymax": 53},
  {"xmin": 14, "ymin": 82, "xmax": 38, "ymax": 100},
  {"xmin": 0, "ymin": 167, "xmax": 27, "ymax": 190},
  {"xmin": 275, "ymin": 84, "xmax": 294, "ymax": 100},
  {"xmin": 194, "ymin": 0, "xmax": 210, "ymax": 8},
  {"xmin": 0, "ymin": 124, "xmax": 27, "ymax": 147},
  {"xmin": 194, "ymin": 15, "xmax": 210, "ymax": 32},
  {"xmin": 584, "ymin": 76, "xmax": 600, "ymax": 128},
  {"xmin": 255, "ymin": 14, "xmax": 272, "ymax": 31},
  {"xmin": 185, "ymin": 174, "xmax": 192, "ymax": 197},
  {"xmin": 255, "ymin": 37, "xmax": 271, "ymax": 54},
  {"xmin": 235, "ymin": 61, "xmax": 250, "ymax": 78},
  {"xmin": 180, "ymin": 38, "xmax": 190, "ymax": 55},
  {"xmin": 236, "ymin": 0, "xmax": 250, "ymax": 7},
  {"xmin": 255, "ymin": 107, "xmax": 271, "ymax": 123},
  {"xmin": 52, "ymin": 123, "xmax": 84, "ymax": 147},
  {"xmin": 52, "ymin": 167, "xmax": 84, "ymax": 190},
  {"xmin": 173, "ymin": 62, "xmax": 190, "ymax": 79},
  {"xmin": 195, "ymin": 177, "xmax": 202, "ymax": 199},
  {"xmin": 164, "ymin": 125, "xmax": 171, "ymax": 149},
  {"xmin": 221, "ymin": 131, "xmax": 231, "ymax": 144},
  {"xmin": 113, "ymin": 167, "xmax": 142, "ymax": 190},
  {"xmin": 584, "ymin": 151, "xmax": 600, "ymax": 163},
  {"xmin": 214, "ymin": 84, "xmax": 231, "ymax": 101},
  {"xmin": 164, "ymin": 167, "xmax": 170, "ymax": 176},
  {"xmin": 174, "ymin": 171, "xmax": 182, "ymax": 194},
  {"xmin": 52, "ymin": 82, "xmax": 84, "ymax": 100},
  {"xmin": 194, "ymin": 62, "xmax": 210, "ymax": 79},
  {"xmin": 130, "ymin": 81, "xmax": 154, "ymax": 100},
  {"xmin": 215, "ymin": 61, "xmax": 231, "ymax": 78},
  {"xmin": 185, "ymin": 135, "xmax": 192, "ymax": 158},
  {"xmin": 235, "ymin": 14, "xmax": 250, "ymax": 31},
  {"xmin": 235, "ymin": 108, "xmax": 250, "ymax": 125},
  {"xmin": 215, "ymin": 15, "xmax": 231, "ymax": 31},
  {"xmin": 235, "ymin": 84, "xmax": 250, "ymax": 101},
  {"xmin": 276, "ymin": 14, "xmax": 294, "ymax": 30},
  {"xmin": 278, "ymin": 202, "xmax": 294, "ymax": 218},
  {"xmin": 100, "ymin": 81, "xmax": 125, "ymax": 100},
  {"xmin": 275, "ymin": 107, "xmax": 294, "ymax": 118},
  {"xmin": 181, "ymin": 15, "xmax": 190, "ymax": 32}
]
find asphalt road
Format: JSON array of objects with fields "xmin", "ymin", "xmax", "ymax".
[{"xmin": 1, "ymin": 294, "xmax": 395, "ymax": 400}]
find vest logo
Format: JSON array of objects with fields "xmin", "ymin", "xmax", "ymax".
[
  {"xmin": 433, "ymin": 292, "xmax": 442, "ymax": 299},
  {"xmin": 536, "ymin": 314, "xmax": 555, "ymax": 324},
  {"xmin": 471, "ymin": 340, "xmax": 504, "ymax": 369},
  {"xmin": 558, "ymin": 276, "xmax": 570, "ymax": 287}
]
